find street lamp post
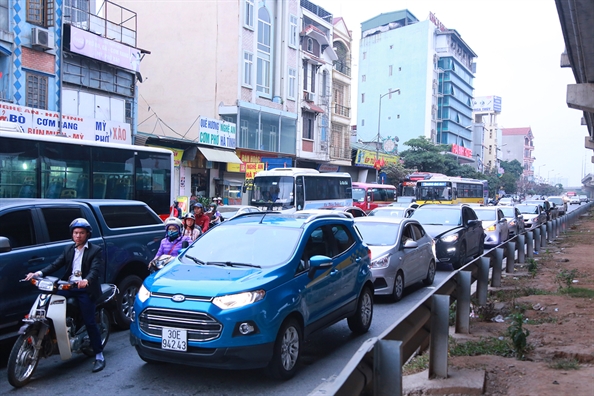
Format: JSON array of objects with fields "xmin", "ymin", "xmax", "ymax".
[
  {"xmin": 376, "ymin": 88, "xmax": 400, "ymax": 183},
  {"xmin": 547, "ymin": 169, "xmax": 555, "ymax": 184},
  {"xmin": 538, "ymin": 164, "xmax": 546, "ymax": 181}
]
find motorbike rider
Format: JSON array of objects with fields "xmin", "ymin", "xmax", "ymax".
[
  {"xmin": 182, "ymin": 212, "xmax": 201, "ymax": 241},
  {"xmin": 154, "ymin": 217, "xmax": 192, "ymax": 259},
  {"xmin": 207, "ymin": 202, "xmax": 222, "ymax": 226},
  {"xmin": 25, "ymin": 218, "xmax": 106, "ymax": 373},
  {"xmin": 192, "ymin": 202, "xmax": 210, "ymax": 233}
]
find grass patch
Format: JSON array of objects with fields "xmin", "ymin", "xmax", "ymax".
[
  {"xmin": 559, "ymin": 287, "xmax": 594, "ymax": 298},
  {"xmin": 403, "ymin": 354, "xmax": 429, "ymax": 375},
  {"xmin": 523, "ymin": 287, "xmax": 554, "ymax": 296},
  {"xmin": 525, "ymin": 316, "xmax": 557, "ymax": 325},
  {"xmin": 547, "ymin": 358, "xmax": 580, "ymax": 370},
  {"xmin": 449, "ymin": 337, "xmax": 513, "ymax": 358}
]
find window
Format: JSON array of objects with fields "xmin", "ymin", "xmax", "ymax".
[
  {"xmin": 99, "ymin": 205, "xmax": 162, "ymax": 228},
  {"xmin": 289, "ymin": 15, "xmax": 298, "ymax": 47},
  {"xmin": 306, "ymin": 38, "xmax": 313, "ymax": 52},
  {"xmin": 302, "ymin": 111, "xmax": 314, "ymax": 140},
  {"xmin": 361, "ymin": 93, "xmax": 365, "ymax": 103},
  {"xmin": 244, "ymin": 0, "xmax": 254, "ymax": 28},
  {"xmin": 27, "ymin": 0, "xmax": 53, "ymax": 27},
  {"xmin": 243, "ymin": 51, "xmax": 253, "ymax": 87},
  {"xmin": 363, "ymin": 52, "xmax": 366, "ymax": 60},
  {"xmin": 0, "ymin": 210, "xmax": 36, "ymax": 248},
  {"xmin": 332, "ymin": 224, "xmax": 355, "ymax": 254},
  {"xmin": 41, "ymin": 207, "xmax": 84, "ymax": 242},
  {"xmin": 40, "ymin": 141, "xmax": 90, "ymax": 199},
  {"xmin": 288, "ymin": 68, "xmax": 296, "ymax": 99},
  {"xmin": 0, "ymin": 0, "xmax": 9, "ymax": 32},
  {"xmin": 489, "ymin": 145, "xmax": 492, "ymax": 154},
  {"xmin": 26, "ymin": 73, "xmax": 48, "ymax": 110},
  {"xmin": 362, "ymin": 75, "xmax": 366, "ymax": 82},
  {"xmin": 361, "ymin": 119, "xmax": 365, "ymax": 126},
  {"xmin": 389, "ymin": 65, "xmax": 393, "ymax": 76},
  {"xmin": 256, "ymin": 6, "xmax": 272, "ymax": 95}
]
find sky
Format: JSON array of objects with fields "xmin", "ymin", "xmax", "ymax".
[{"xmin": 313, "ymin": 0, "xmax": 593, "ymax": 187}]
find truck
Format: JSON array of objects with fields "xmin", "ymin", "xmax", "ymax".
[{"xmin": 0, "ymin": 199, "xmax": 164, "ymax": 340}]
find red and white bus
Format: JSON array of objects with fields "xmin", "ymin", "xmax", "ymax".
[{"xmin": 352, "ymin": 182, "xmax": 397, "ymax": 213}]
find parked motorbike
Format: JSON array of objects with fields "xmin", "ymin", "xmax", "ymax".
[{"xmin": 7, "ymin": 276, "xmax": 116, "ymax": 388}]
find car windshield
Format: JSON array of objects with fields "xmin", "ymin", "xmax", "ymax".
[
  {"xmin": 368, "ymin": 209, "xmax": 405, "ymax": 217},
  {"xmin": 218, "ymin": 206, "xmax": 248, "ymax": 218},
  {"xmin": 411, "ymin": 208, "xmax": 461, "ymax": 225},
  {"xmin": 182, "ymin": 225, "xmax": 302, "ymax": 268},
  {"xmin": 516, "ymin": 205, "xmax": 539, "ymax": 214},
  {"xmin": 355, "ymin": 222, "xmax": 400, "ymax": 246},
  {"xmin": 548, "ymin": 198, "xmax": 563, "ymax": 205},
  {"xmin": 474, "ymin": 210, "xmax": 496, "ymax": 221},
  {"xmin": 499, "ymin": 207, "xmax": 516, "ymax": 217}
]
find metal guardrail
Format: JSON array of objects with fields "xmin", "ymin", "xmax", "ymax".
[{"xmin": 310, "ymin": 202, "xmax": 593, "ymax": 396}]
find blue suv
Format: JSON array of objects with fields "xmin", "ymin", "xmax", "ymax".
[{"xmin": 130, "ymin": 212, "xmax": 373, "ymax": 379}]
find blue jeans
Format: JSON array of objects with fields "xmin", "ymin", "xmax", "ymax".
[{"xmin": 58, "ymin": 289, "xmax": 103, "ymax": 355}]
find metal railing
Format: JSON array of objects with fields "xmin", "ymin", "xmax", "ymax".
[
  {"xmin": 333, "ymin": 104, "xmax": 350, "ymax": 118},
  {"xmin": 310, "ymin": 201, "xmax": 593, "ymax": 396}
]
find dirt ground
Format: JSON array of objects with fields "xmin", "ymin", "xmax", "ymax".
[{"xmin": 427, "ymin": 209, "xmax": 594, "ymax": 395}]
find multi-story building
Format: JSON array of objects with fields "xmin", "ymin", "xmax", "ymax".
[
  {"xmin": 0, "ymin": 0, "xmax": 140, "ymax": 143},
  {"xmin": 472, "ymin": 96, "xmax": 502, "ymax": 172},
  {"xmin": 501, "ymin": 127, "xmax": 535, "ymax": 181},
  {"xmin": 328, "ymin": 17, "xmax": 353, "ymax": 168},
  {"xmin": 356, "ymin": 10, "xmax": 477, "ymax": 165}
]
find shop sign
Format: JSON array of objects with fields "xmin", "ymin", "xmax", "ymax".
[
  {"xmin": 198, "ymin": 117, "xmax": 237, "ymax": 149},
  {"xmin": 354, "ymin": 149, "xmax": 400, "ymax": 169},
  {"xmin": 0, "ymin": 102, "xmax": 131, "ymax": 144},
  {"xmin": 227, "ymin": 151, "xmax": 262, "ymax": 172},
  {"xmin": 451, "ymin": 144, "xmax": 472, "ymax": 158},
  {"xmin": 318, "ymin": 164, "xmax": 340, "ymax": 172},
  {"xmin": 70, "ymin": 26, "xmax": 141, "ymax": 73}
]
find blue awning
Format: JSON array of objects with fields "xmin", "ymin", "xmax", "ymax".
[{"xmin": 0, "ymin": 45, "xmax": 12, "ymax": 56}]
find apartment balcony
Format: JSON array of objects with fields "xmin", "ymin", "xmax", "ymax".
[
  {"xmin": 64, "ymin": 0, "xmax": 138, "ymax": 48},
  {"xmin": 300, "ymin": 0, "xmax": 333, "ymax": 22},
  {"xmin": 333, "ymin": 60, "xmax": 351, "ymax": 77},
  {"xmin": 333, "ymin": 103, "xmax": 350, "ymax": 118},
  {"xmin": 329, "ymin": 146, "xmax": 351, "ymax": 160}
]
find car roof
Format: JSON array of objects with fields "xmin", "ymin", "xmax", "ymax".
[
  {"xmin": 0, "ymin": 198, "xmax": 148, "ymax": 210},
  {"xmin": 417, "ymin": 204, "xmax": 464, "ymax": 209},
  {"xmin": 354, "ymin": 217, "xmax": 408, "ymax": 225},
  {"xmin": 225, "ymin": 211, "xmax": 353, "ymax": 228}
]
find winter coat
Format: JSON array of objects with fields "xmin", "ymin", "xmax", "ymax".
[{"xmin": 155, "ymin": 235, "xmax": 192, "ymax": 258}]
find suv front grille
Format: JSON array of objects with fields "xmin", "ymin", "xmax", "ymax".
[{"xmin": 138, "ymin": 308, "xmax": 222, "ymax": 342}]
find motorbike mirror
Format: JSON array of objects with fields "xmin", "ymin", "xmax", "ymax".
[{"xmin": 182, "ymin": 241, "xmax": 189, "ymax": 249}]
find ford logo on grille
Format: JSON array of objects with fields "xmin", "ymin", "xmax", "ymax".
[{"xmin": 171, "ymin": 294, "xmax": 185, "ymax": 302}]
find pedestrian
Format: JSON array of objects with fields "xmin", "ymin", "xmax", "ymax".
[
  {"xmin": 182, "ymin": 212, "xmax": 201, "ymax": 241},
  {"xmin": 170, "ymin": 200, "xmax": 182, "ymax": 219},
  {"xmin": 192, "ymin": 203, "xmax": 210, "ymax": 233},
  {"xmin": 154, "ymin": 217, "xmax": 192, "ymax": 259},
  {"xmin": 216, "ymin": 197, "xmax": 224, "ymax": 206},
  {"xmin": 25, "ymin": 218, "xmax": 107, "ymax": 373}
]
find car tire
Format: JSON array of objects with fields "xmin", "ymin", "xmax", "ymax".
[
  {"xmin": 267, "ymin": 318, "xmax": 302, "ymax": 380},
  {"xmin": 347, "ymin": 286, "xmax": 373, "ymax": 333},
  {"xmin": 114, "ymin": 275, "xmax": 143, "ymax": 329},
  {"xmin": 390, "ymin": 272, "xmax": 405, "ymax": 302},
  {"xmin": 453, "ymin": 242, "xmax": 467, "ymax": 270},
  {"xmin": 423, "ymin": 260, "xmax": 436, "ymax": 286}
]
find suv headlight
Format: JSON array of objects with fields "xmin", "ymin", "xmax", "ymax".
[
  {"xmin": 213, "ymin": 290, "xmax": 265, "ymax": 310},
  {"xmin": 441, "ymin": 234, "xmax": 459, "ymax": 243},
  {"xmin": 370, "ymin": 255, "xmax": 390, "ymax": 269},
  {"xmin": 137, "ymin": 284, "xmax": 150, "ymax": 303},
  {"xmin": 485, "ymin": 225, "xmax": 496, "ymax": 232}
]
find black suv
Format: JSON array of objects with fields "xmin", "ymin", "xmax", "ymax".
[{"xmin": 410, "ymin": 204, "xmax": 484, "ymax": 269}]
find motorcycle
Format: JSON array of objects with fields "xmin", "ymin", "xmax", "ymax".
[
  {"xmin": 148, "ymin": 254, "xmax": 176, "ymax": 273},
  {"xmin": 7, "ymin": 276, "xmax": 117, "ymax": 388}
]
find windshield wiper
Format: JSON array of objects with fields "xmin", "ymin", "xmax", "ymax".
[
  {"xmin": 185, "ymin": 255, "xmax": 205, "ymax": 265},
  {"xmin": 206, "ymin": 261, "xmax": 261, "ymax": 268}
]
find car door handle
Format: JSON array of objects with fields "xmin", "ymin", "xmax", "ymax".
[
  {"xmin": 28, "ymin": 257, "xmax": 45, "ymax": 264},
  {"xmin": 355, "ymin": 257, "xmax": 362, "ymax": 262},
  {"xmin": 330, "ymin": 269, "xmax": 338, "ymax": 276}
]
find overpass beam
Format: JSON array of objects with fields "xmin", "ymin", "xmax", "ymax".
[{"xmin": 567, "ymin": 83, "xmax": 594, "ymax": 113}]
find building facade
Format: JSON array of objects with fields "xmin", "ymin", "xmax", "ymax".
[
  {"xmin": 356, "ymin": 10, "xmax": 477, "ymax": 165},
  {"xmin": 472, "ymin": 95, "xmax": 502, "ymax": 172},
  {"xmin": 501, "ymin": 127, "xmax": 535, "ymax": 181},
  {"xmin": 0, "ymin": 0, "xmax": 139, "ymax": 143}
]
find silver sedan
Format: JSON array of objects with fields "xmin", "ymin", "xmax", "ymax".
[
  {"xmin": 473, "ymin": 207, "xmax": 509, "ymax": 247},
  {"xmin": 354, "ymin": 217, "xmax": 436, "ymax": 302}
]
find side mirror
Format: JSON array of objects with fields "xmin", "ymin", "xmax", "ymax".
[
  {"xmin": 307, "ymin": 255, "xmax": 333, "ymax": 279},
  {"xmin": 0, "ymin": 236, "xmax": 11, "ymax": 253},
  {"xmin": 402, "ymin": 239, "xmax": 418, "ymax": 249},
  {"xmin": 181, "ymin": 240, "xmax": 189, "ymax": 249}
]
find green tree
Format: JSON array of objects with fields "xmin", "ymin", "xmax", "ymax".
[
  {"xmin": 500, "ymin": 160, "xmax": 523, "ymax": 179},
  {"xmin": 399, "ymin": 137, "xmax": 451, "ymax": 173},
  {"xmin": 383, "ymin": 161, "xmax": 416, "ymax": 187}
]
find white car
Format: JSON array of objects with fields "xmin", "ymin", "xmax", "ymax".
[
  {"xmin": 579, "ymin": 195, "xmax": 589, "ymax": 203},
  {"xmin": 473, "ymin": 207, "xmax": 510, "ymax": 247},
  {"xmin": 569, "ymin": 196, "xmax": 581, "ymax": 205}
]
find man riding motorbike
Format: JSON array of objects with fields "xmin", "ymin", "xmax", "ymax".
[{"xmin": 25, "ymin": 218, "xmax": 106, "ymax": 373}]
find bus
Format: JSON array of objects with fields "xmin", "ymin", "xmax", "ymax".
[
  {"xmin": 398, "ymin": 172, "xmax": 447, "ymax": 199},
  {"xmin": 0, "ymin": 128, "xmax": 174, "ymax": 219},
  {"xmin": 352, "ymin": 182, "xmax": 397, "ymax": 213},
  {"xmin": 250, "ymin": 168, "xmax": 352, "ymax": 213},
  {"xmin": 416, "ymin": 177, "xmax": 486, "ymax": 205}
]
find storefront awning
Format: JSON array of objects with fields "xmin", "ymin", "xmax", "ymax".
[{"xmin": 198, "ymin": 146, "xmax": 243, "ymax": 164}]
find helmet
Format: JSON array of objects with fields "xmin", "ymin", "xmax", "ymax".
[
  {"xmin": 209, "ymin": 203, "xmax": 217, "ymax": 211},
  {"xmin": 69, "ymin": 218, "xmax": 92, "ymax": 237},
  {"xmin": 193, "ymin": 203, "xmax": 204, "ymax": 210},
  {"xmin": 164, "ymin": 217, "xmax": 183, "ymax": 232},
  {"xmin": 183, "ymin": 213, "xmax": 195, "ymax": 220}
]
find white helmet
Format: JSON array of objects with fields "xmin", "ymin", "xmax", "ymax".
[{"xmin": 164, "ymin": 217, "xmax": 183, "ymax": 232}]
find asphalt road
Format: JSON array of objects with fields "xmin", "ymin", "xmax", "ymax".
[{"xmin": 0, "ymin": 271, "xmax": 451, "ymax": 395}]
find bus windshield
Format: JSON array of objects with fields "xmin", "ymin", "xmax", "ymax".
[
  {"xmin": 417, "ymin": 182, "xmax": 452, "ymax": 201},
  {"xmin": 352, "ymin": 188, "xmax": 366, "ymax": 203},
  {"xmin": 251, "ymin": 176, "xmax": 294, "ymax": 208}
]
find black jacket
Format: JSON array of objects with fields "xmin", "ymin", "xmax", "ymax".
[{"xmin": 40, "ymin": 242, "xmax": 103, "ymax": 301}]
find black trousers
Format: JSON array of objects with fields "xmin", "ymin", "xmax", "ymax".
[{"xmin": 59, "ymin": 289, "xmax": 103, "ymax": 355}]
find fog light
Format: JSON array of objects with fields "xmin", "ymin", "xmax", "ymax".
[{"xmin": 238, "ymin": 322, "xmax": 255, "ymax": 335}]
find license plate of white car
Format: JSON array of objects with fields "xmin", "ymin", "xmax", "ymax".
[{"xmin": 161, "ymin": 327, "xmax": 187, "ymax": 351}]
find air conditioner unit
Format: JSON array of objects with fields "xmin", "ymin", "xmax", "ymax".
[
  {"xmin": 307, "ymin": 92, "xmax": 316, "ymax": 102},
  {"xmin": 31, "ymin": 27, "xmax": 53, "ymax": 50}
]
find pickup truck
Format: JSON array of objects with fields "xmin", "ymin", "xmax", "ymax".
[{"xmin": 0, "ymin": 199, "xmax": 164, "ymax": 340}]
